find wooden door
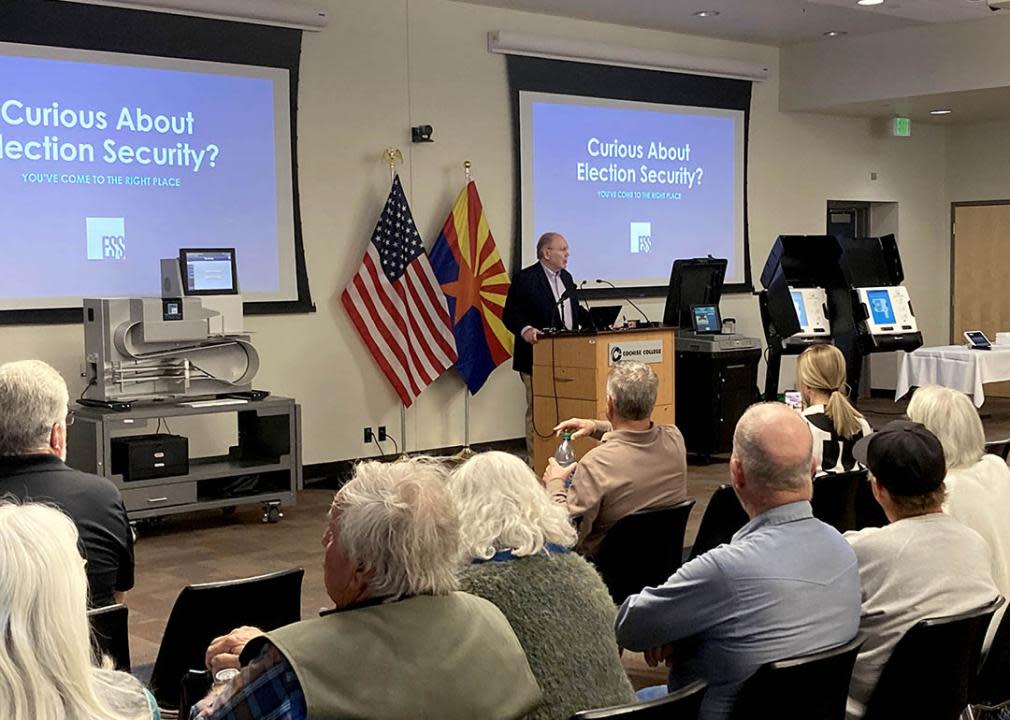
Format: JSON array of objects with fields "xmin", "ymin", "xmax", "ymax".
[{"xmin": 952, "ymin": 202, "xmax": 1010, "ymax": 397}]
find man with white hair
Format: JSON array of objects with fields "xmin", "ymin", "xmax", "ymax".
[
  {"xmin": 545, "ymin": 360, "xmax": 688, "ymax": 557},
  {"xmin": 503, "ymin": 231, "xmax": 589, "ymax": 460},
  {"xmin": 0, "ymin": 359, "xmax": 133, "ymax": 607},
  {"xmin": 197, "ymin": 458, "xmax": 542, "ymax": 720},
  {"xmin": 615, "ymin": 402, "xmax": 861, "ymax": 720}
]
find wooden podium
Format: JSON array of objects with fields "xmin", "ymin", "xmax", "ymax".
[{"xmin": 531, "ymin": 327, "xmax": 676, "ymax": 476}]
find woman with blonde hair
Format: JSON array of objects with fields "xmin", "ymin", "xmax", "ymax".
[
  {"xmin": 907, "ymin": 384, "xmax": 1010, "ymax": 651},
  {"xmin": 796, "ymin": 343, "xmax": 872, "ymax": 475},
  {"xmin": 0, "ymin": 502, "xmax": 157, "ymax": 720},
  {"xmin": 448, "ymin": 451, "xmax": 635, "ymax": 719}
]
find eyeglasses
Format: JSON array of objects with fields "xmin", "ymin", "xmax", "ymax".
[{"xmin": 65, "ymin": 410, "xmax": 75, "ymax": 427}]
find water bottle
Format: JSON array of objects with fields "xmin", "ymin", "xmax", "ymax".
[
  {"xmin": 555, "ymin": 431, "xmax": 576, "ymax": 467},
  {"xmin": 555, "ymin": 431, "xmax": 577, "ymax": 488}
]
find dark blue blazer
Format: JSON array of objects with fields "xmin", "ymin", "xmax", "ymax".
[{"xmin": 503, "ymin": 263, "xmax": 587, "ymax": 374}]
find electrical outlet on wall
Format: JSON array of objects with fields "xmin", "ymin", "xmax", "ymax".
[
  {"xmin": 378, "ymin": 426, "xmax": 387, "ymax": 441},
  {"xmin": 363, "ymin": 427, "xmax": 373, "ymax": 443}
]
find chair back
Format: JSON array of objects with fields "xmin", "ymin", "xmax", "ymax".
[
  {"xmin": 811, "ymin": 470, "xmax": 867, "ymax": 533},
  {"xmin": 984, "ymin": 438, "xmax": 1010, "ymax": 461},
  {"xmin": 571, "ymin": 679, "xmax": 707, "ymax": 719},
  {"xmin": 596, "ymin": 500, "xmax": 696, "ymax": 606},
  {"xmin": 971, "ymin": 603, "xmax": 1010, "ymax": 706},
  {"xmin": 149, "ymin": 567, "xmax": 304, "ymax": 709},
  {"xmin": 730, "ymin": 636, "xmax": 862, "ymax": 720},
  {"xmin": 862, "ymin": 598, "xmax": 1002, "ymax": 720},
  {"xmin": 853, "ymin": 475, "xmax": 888, "ymax": 530},
  {"xmin": 88, "ymin": 603, "xmax": 131, "ymax": 672},
  {"xmin": 688, "ymin": 485, "xmax": 748, "ymax": 561}
]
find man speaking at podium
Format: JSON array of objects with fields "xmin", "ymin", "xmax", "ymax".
[{"xmin": 504, "ymin": 232, "xmax": 588, "ymax": 459}]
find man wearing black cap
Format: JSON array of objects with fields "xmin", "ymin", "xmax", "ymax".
[{"xmin": 844, "ymin": 420, "xmax": 999, "ymax": 720}]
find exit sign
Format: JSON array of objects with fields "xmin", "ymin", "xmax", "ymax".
[{"xmin": 892, "ymin": 117, "xmax": 911, "ymax": 137}]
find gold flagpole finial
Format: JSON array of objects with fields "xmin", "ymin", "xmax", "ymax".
[
  {"xmin": 383, "ymin": 147, "xmax": 403, "ymax": 182},
  {"xmin": 463, "ymin": 160, "xmax": 472, "ymax": 182}
]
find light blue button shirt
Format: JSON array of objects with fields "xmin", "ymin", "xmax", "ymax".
[{"xmin": 615, "ymin": 500, "xmax": 861, "ymax": 720}]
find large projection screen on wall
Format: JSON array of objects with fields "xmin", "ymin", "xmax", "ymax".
[
  {"xmin": 518, "ymin": 90, "xmax": 746, "ymax": 291},
  {"xmin": 0, "ymin": 40, "xmax": 297, "ymax": 313}
]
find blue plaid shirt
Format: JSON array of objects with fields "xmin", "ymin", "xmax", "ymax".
[{"xmin": 192, "ymin": 640, "xmax": 306, "ymax": 720}]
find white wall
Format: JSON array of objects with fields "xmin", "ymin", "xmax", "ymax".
[
  {"xmin": 0, "ymin": 0, "xmax": 951, "ymax": 465},
  {"xmin": 948, "ymin": 121, "xmax": 1010, "ymax": 202},
  {"xmin": 781, "ymin": 14, "xmax": 1010, "ymax": 112}
]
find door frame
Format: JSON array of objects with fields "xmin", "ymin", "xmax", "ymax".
[{"xmin": 950, "ymin": 199, "xmax": 1010, "ymax": 344}]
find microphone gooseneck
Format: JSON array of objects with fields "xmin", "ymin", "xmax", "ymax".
[{"xmin": 595, "ymin": 279, "xmax": 651, "ymax": 325}]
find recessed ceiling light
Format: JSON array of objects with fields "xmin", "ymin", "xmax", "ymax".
[
  {"xmin": 930, "ymin": 109, "xmax": 952, "ymax": 115},
  {"xmin": 823, "ymin": 30, "xmax": 848, "ymax": 37},
  {"xmin": 858, "ymin": 0, "xmax": 885, "ymax": 6},
  {"xmin": 693, "ymin": 10, "xmax": 721, "ymax": 17}
]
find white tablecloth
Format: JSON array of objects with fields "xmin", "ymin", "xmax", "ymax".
[{"xmin": 896, "ymin": 345, "xmax": 1010, "ymax": 407}]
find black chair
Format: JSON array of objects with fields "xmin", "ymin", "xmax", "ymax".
[
  {"xmin": 88, "ymin": 603, "xmax": 131, "ymax": 672},
  {"xmin": 596, "ymin": 500, "xmax": 696, "ymax": 606},
  {"xmin": 571, "ymin": 679, "xmax": 707, "ymax": 719},
  {"xmin": 984, "ymin": 438, "xmax": 1010, "ymax": 461},
  {"xmin": 862, "ymin": 598, "xmax": 1002, "ymax": 720},
  {"xmin": 687, "ymin": 485, "xmax": 748, "ymax": 561},
  {"xmin": 968, "ymin": 603, "xmax": 1010, "ymax": 713},
  {"xmin": 730, "ymin": 636, "xmax": 863, "ymax": 720},
  {"xmin": 853, "ymin": 475, "xmax": 889, "ymax": 530},
  {"xmin": 811, "ymin": 470, "xmax": 867, "ymax": 533},
  {"xmin": 149, "ymin": 567, "xmax": 304, "ymax": 710},
  {"xmin": 178, "ymin": 669, "xmax": 213, "ymax": 720}
]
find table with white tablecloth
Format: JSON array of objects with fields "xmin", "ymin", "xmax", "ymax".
[{"xmin": 895, "ymin": 344, "xmax": 1010, "ymax": 407}]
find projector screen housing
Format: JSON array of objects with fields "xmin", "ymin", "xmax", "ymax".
[
  {"xmin": 506, "ymin": 54, "xmax": 753, "ymax": 299},
  {"xmin": 0, "ymin": 0, "xmax": 313, "ymax": 324}
]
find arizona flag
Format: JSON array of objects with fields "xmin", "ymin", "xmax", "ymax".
[{"xmin": 430, "ymin": 181, "xmax": 514, "ymax": 394}]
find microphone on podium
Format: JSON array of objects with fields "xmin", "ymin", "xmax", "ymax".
[
  {"xmin": 595, "ymin": 279, "xmax": 653, "ymax": 327},
  {"xmin": 550, "ymin": 288, "xmax": 571, "ymax": 331}
]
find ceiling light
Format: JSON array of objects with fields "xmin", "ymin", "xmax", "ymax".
[
  {"xmin": 693, "ymin": 10, "xmax": 720, "ymax": 17},
  {"xmin": 857, "ymin": 0, "xmax": 885, "ymax": 6},
  {"xmin": 930, "ymin": 109, "xmax": 952, "ymax": 115},
  {"xmin": 823, "ymin": 30, "xmax": 848, "ymax": 37}
]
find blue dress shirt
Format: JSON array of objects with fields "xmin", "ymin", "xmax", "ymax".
[{"xmin": 615, "ymin": 500, "xmax": 861, "ymax": 720}]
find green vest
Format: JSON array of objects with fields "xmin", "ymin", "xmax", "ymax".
[{"xmin": 268, "ymin": 591, "xmax": 542, "ymax": 720}]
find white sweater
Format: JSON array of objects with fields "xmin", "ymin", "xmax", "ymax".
[
  {"xmin": 944, "ymin": 454, "xmax": 1010, "ymax": 651},
  {"xmin": 844, "ymin": 514, "xmax": 998, "ymax": 720}
]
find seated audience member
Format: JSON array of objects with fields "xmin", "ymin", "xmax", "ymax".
[
  {"xmin": 196, "ymin": 458, "xmax": 542, "ymax": 720},
  {"xmin": 544, "ymin": 360, "xmax": 688, "ymax": 557},
  {"xmin": 796, "ymin": 344, "xmax": 872, "ymax": 475},
  {"xmin": 0, "ymin": 502, "xmax": 157, "ymax": 720},
  {"xmin": 0, "ymin": 360, "xmax": 133, "ymax": 607},
  {"xmin": 615, "ymin": 402, "xmax": 861, "ymax": 720},
  {"xmin": 845, "ymin": 420, "xmax": 999, "ymax": 720},
  {"xmin": 449, "ymin": 451, "xmax": 635, "ymax": 720},
  {"xmin": 907, "ymin": 384, "xmax": 1010, "ymax": 651}
]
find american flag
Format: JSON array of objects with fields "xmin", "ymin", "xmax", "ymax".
[{"xmin": 341, "ymin": 176, "xmax": 458, "ymax": 407}]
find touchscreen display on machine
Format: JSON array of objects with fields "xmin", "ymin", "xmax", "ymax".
[
  {"xmin": 790, "ymin": 290, "xmax": 808, "ymax": 328},
  {"xmin": 965, "ymin": 331, "xmax": 992, "ymax": 350},
  {"xmin": 866, "ymin": 289, "xmax": 895, "ymax": 326},
  {"xmin": 691, "ymin": 305, "xmax": 721, "ymax": 334}
]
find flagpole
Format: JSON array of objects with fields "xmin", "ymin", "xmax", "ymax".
[
  {"xmin": 384, "ymin": 147, "xmax": 409, "ymax": 459},
  {"xmin": 455, "ymin": 160, "xmax": 476, "ymax": 462}
]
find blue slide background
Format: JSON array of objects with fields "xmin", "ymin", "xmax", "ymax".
[
  {"xmin": 528, "ymin": 99, "xmax": 742, "ymax": 286},
  {"xmin": 0, "ymin": 53, "xmax": 279, "ymax": 301}
]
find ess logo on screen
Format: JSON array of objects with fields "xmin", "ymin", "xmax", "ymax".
[
  {"xmin": 629, "ymin": 222, "xmax": 652, "ymax": 254},
  {"xmin": 86, "ymin": 217, "xmax": 126, "ymax": 260}
]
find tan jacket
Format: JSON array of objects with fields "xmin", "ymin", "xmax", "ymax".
[{"xmin": 549, "ymin": 421, "xmax": 688, "ymax": 557}]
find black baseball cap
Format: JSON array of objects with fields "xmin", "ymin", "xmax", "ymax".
[{"xmin": 852, "ymin": 420, "xmax": 946, "ymax": 496}]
